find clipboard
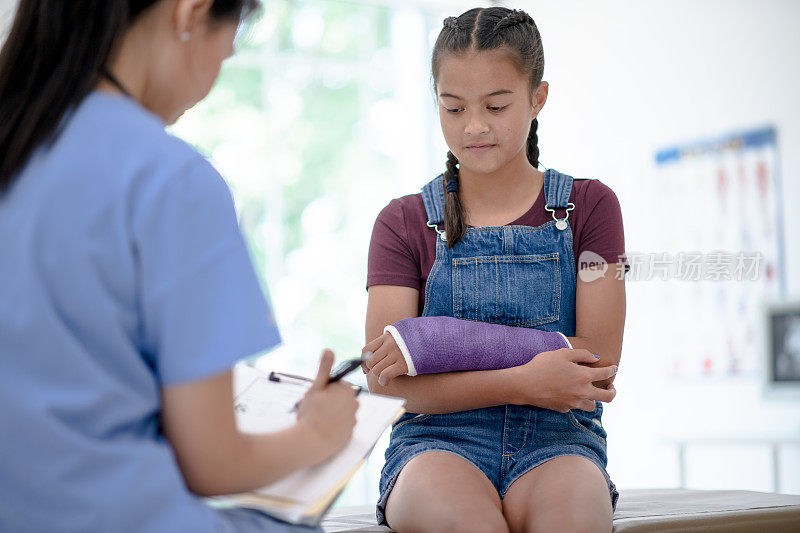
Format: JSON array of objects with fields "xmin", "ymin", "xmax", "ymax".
[{"xmin": 212, "ymin": 365, "xmax": 405, "ymax": 526}]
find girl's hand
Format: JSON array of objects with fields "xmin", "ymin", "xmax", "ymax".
[
  {"xmin": 362, "ymin": 332, "xmax": 409, "ymax": 386},
  {"xmin": 295, "ymin": 350, "xmax": 359, "ymax": 463},
  {"xmin": 511, "ymin": 348, "xmax": 618, "ymax": 413}
]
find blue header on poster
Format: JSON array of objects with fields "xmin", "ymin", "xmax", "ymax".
[{"xmin": 655, "ymin": 126, "xmax": 777, "ymax": 164}]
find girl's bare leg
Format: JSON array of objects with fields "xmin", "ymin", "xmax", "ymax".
[
  {"xmin": 501, "ymin": 455, "xmax": 613, "ymax": 533},
  {"xmin": 385, "ymin": 451, "xmax": 509, "ymax": 533}
]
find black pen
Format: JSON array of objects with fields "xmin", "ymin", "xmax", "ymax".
[
  {"xmin": 272, "ymin": 354, "xmax": 370, "ymax": 413},
  {"xmin": 328, "ymin": 354, "xmax": 370, "ymax": 383}
]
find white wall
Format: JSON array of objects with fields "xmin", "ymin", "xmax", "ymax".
[
  {"xmin": 0, "ymin": 0, "xmax": 15, "ymax": 41},
  {"xmin": 520, "ymin": 0, "xmax": 800, "ymax": 294},
  {"xmin": 511, "ymin": 0, "xmax": 800, "ymax": 493}
]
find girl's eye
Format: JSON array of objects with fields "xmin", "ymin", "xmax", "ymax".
[
  {"xmin": 488, "ymin": 105, "xmax": 509, "ymax": 112},
  {"xmin": 445, "ymin": 108, "xmax": 464, "ymax": 114}
]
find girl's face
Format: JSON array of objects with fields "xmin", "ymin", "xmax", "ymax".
[{"xmin": 436, "ymin": 48, "xmax": 545, "ymax": 176}]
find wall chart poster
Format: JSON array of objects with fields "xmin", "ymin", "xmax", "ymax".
[{"xmin": 651, "ymin": 127, "xmax": 786, "ymax": 379}]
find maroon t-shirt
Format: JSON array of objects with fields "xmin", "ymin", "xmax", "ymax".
[{"xmin": 367, "ymin": 177, "xmax": 627, "ymax": 315}]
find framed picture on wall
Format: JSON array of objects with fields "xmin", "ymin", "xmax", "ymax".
[
  {"xmin": 764, "ymin": 301, "xmax": 800, "ymax": 395},
  {"xmin": 654, "ymin": 126, "xmax": 786, "ymax": 380}
]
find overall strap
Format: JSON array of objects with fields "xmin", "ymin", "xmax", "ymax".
[
  {"xmin": 421, "ymin": 174, "xmax": 447, "ymax": 226},
  {"xmin": 544, "ymin": 169, "xmax": 574, "ymax": 209},
  {"xmin": 543, "ymin": 169, "xmax": 575, "ymax": 230}
]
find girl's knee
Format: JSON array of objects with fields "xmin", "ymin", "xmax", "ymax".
[{"xmin": 388, "ymin": 499, "xmax": 509, "ymax": 533}]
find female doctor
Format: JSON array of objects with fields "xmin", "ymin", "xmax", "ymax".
[{"xmin": 0, "ymin": 1, "xmax": 357, "ymax": 531}]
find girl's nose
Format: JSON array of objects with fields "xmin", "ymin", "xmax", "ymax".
[{"xmin": 464, "ymin": 112, "xmax": 489, "ymax": 136}]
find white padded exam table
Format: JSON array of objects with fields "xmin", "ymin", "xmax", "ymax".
[{"xmin": 321, "ymin": 489, "xmax": 800, "ymax": 532}]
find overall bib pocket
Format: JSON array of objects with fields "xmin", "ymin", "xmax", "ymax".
[{"xmin": 452, "ymin": 253, "xmax": 561, "ymax": 327}]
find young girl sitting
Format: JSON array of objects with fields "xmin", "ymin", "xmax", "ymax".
[{"xmin": 363, "ymin": 7, "xmax": 627, "ymax": 533}]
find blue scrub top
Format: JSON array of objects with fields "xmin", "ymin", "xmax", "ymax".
[{"xmin": 0, "ymin": 93, "xmax": 286, "ymax": 531}]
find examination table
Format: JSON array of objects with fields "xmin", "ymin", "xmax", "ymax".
[{"xmin": 321, "ymin": 488, "xmax": 800, "ymax": 532}]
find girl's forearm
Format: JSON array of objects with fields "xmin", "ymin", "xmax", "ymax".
[
  {"xmin": 366, "ymin": 366, "xmax": 522, "ymax": 414},
  {"xmin": 388, "ymin": 316, "xmax": 569, "ymax": 375}
]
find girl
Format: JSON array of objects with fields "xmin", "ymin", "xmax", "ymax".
[
  {"xmin": 364, "ymin": 7, "xmax": 626, "ymax": 533},
  {"xmin": 0, "ymin": 1, "xmax": 357, "ymax": 531}
]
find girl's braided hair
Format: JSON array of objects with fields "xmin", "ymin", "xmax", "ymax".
[{"xmin": 432, "ymin": 7, "xmax": 544, "ymax": 247}]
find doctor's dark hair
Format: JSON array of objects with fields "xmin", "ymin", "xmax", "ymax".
[
  {"xmin": 433, "ymin": 7, "xmax": 544, "ymax": 247},
  {"xmin": 0, "ymin": 0, "xmax": 260, "ymax": 191}
]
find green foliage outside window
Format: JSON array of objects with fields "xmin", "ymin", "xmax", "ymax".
[{"xmin": 171, "ymin": 0, "xmax": 444, "ymax": 507}]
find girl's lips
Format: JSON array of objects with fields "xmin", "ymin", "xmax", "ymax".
[{"xmin": 465, "ymin": 144, "xmax": 496, "ymax": 153}]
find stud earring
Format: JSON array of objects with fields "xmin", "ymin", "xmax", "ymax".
[{"xmin": 180, "ymin": 32, "xmax": 191, "ymax": 43}]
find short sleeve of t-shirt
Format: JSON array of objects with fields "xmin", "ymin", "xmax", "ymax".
[
  {"xmin": 133, "ymin": 157, "xmax": 281, "ymax": 386},
  {"xmin": 367, "ymin": 198, "xmax": 421, "ymax": 290},
  {"xmin": 573, "ymin": 180, "xmax": 629, "ymax": 272}
]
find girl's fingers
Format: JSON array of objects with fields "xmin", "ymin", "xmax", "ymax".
[
  {"xmin": 362, "ymin": 335, "xmax": 386, "ymax": 356},
  {"xmin": 590, "ymin": 384, "xmax": 617, "ymax": 403},
  {"xmin": 569, "ymin": 349, "xmax": 599, "ymax": 364},
  {"xmin": 590, "ymin": 365, "xmax": 617, "ymax": 382},
  {"xmin": 378, "ymin": 362, "xmax": 406, "ymax": 386},
  {"xmin": 360, "ymin": 351, "xmax": 373, "ymax": 373},
  {"xmin": 369, "ymin": 354, "xmax": 396, "ymax": 386},
  {"xmin": 365, "ymin": 352, "xmax": 386, "ymax": 372},
  {"xmin": 577, "ymin": 399, "xmax": 597, "ymax": 412},
  {"xmin": 365, "ymin": 343, "xmax": 390, "ymax": 371}
]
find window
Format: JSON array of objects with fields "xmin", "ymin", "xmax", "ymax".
[{"xmin": 171, "ymin": 0, "xmax": 450, "ymax": 506}]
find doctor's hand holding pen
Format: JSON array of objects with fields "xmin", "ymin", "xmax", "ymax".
[
  {"xmin": 162, "ymin": 350, "xmax": 359, "ymax": 498},
  {"xmin": 295, "ymin": 350, "xmax": 360, "ymax": 461}
]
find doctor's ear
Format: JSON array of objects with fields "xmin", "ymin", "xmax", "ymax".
[
  {"xmin": 532, "ymin": 81, "xmax": 549, "ymax": 118},
  {"xmin": 172, "ymin": 0, "xmax": 214, "ymax": 42}
]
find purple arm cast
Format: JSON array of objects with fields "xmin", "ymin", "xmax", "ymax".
[{"xmin": 388, "ymin": 316, "xmax": 570, "ymax": 375}]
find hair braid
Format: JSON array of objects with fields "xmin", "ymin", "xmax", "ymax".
[
  {"xmin": 443, "ymin": 150, "xmax": 465, "ymax": 247},
  {"xmin": 492, "ymin": 9, "xmax": 534, "ymax": 33},
  {"xmin": 526, "ymin": 118, "xmax": 539, "ymax": 167}
]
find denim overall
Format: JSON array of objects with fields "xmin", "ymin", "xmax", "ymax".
[{"xmin": 376, "ymin": 170, "xmax": 618, "ymax": 525}]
